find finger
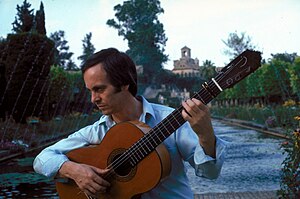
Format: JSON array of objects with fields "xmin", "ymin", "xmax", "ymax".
[
  {"xmin": 94, "ymin": 167, "xmax": 110, "ymax": 175},
  {"xmin": 182, "ymin": 99, "xmax": 198, "ymax": 116},
  {"xmin": 89, "ymin": 182, "xmax": 108, "ymax": 195},
  {"xmin": 181, "ymin": 101, "xmax": 193, "ymax": 118},
  {"xmin": 191, "ymin": 98, "xmax": 208, "ymax": 112},
  {"xmin": 91, "ymin": 167, "xmax": 111, "ymax": 187},
  {"xmin": 93, "ymin": 177, "xmax": 111, "ymax": 188},
  {"xmin": 84, "ymin": 185, "xmax": 97, "ymax": 198}
]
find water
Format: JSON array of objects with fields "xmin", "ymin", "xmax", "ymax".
[
  {"xmin": 187, "ymin": 120, "xmax": 285, "ymax": 194},
  {"xmin": 0, "ymin": 120, "xmax": 286, "ymax": 198}
]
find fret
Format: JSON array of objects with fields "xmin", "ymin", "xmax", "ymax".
[
  {"xmin": 143, "ymin": 142, "xmax": 151, "ymax": 154},
  {"xmin": 130, "ymin": 157, "xmax": 136, "ymax": 166},
  {"xmin": 135, "ymin": 149, "xmax": 142, "ymax": 160},
  {"xmin": 127, "ymin": 79, "xmax": 221, "ymax": 167},
  {"xmin": 152, "ymin": 128, "xmax": 163, "ymax": 142},
  {"xmin": 131, "ymin": 153, "xmax": 138, "ymax": 164},
  {"xmin": 194, "ymin": 92, "xmax": 205, "ymax": 104},
  {"xmin": 156, "ymin": 122, "xmax": 169, "ymax": 138},
  {"xmin": 164, "ymin": 117, "xmax": 176, "ymax": 132},
  {"xmin": 136, "ymin": 146, "xmax": 143, "ymax": 158},
  {"xmin": 146, "ymin": 131, "xmax": 159, "ymax": 147},
  {"xmin": 147, "ymin": 137, "xmax": 155, "ymax": 149},
  {"xmin": 171, "ymin": 113, "xmax": 181, "ymax": 126}
]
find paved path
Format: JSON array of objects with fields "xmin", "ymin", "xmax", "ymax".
[{"xmin": 194, "ymin": 191, "xmax": 278, "ymax": 199}]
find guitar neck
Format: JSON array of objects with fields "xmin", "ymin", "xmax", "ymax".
[
  {"xmin": 111, "ymin": 49, "xmax": 261, "ymax": 170},
  {"xmin": 126, "ymin": 78, "xmax": 222, "ymax": 166}
]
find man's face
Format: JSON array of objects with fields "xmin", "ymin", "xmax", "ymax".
[{"xmin": 83, "ymin": 63, "xmax": 127, "ymax": 115}]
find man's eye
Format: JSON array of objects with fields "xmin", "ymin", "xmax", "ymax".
[{"xmin": 96, "ymin": 88, "xmax": 104, "ymax": 92}]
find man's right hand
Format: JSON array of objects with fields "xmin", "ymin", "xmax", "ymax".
[{"xmin": 58, "ymin": 161, "xmax": 111, "ymax": 198}]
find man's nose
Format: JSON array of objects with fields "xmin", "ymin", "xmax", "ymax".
[{"xmin": 91, "ymin": 92, "xmax": 99, "ymax": 103}]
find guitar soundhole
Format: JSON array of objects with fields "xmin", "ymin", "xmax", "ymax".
[{"xmin": 108, "ymin": 148, "xmax": 137, "ymax": 182}]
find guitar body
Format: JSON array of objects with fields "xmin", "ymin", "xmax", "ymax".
[{"xmin": 56, "ymin": 121, "xmax": 171, "ymax": 199}]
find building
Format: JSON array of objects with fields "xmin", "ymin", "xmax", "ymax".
[{"xmin": 172, "ymin": 46, "xmax": 200, "ymax": 77}]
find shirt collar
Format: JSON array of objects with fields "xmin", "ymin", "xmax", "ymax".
[
  {"xmin": 138, "ymin": 95, "xmax": 156, "ymax": 122},
  {"xmin": 98, "ymin": 95, "xmax": 156, "ymax": 127}
]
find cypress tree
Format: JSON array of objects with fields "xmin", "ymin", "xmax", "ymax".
[
  {"xmin": 12, "ymin": 0, "xmax": 34, "ymax": 33},
  {"xmin": 35, "ymin": 2, "xmax": 46, "ymax": 35}
]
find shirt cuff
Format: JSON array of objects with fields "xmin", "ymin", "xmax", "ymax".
[
  {"xmin": 193, "ymin": 136, "xmax": 227, "ymax": 179},
  {"xmin": 194, "ymin": 136, "xmax": 226, "ymax": 164},
  {"xmin": 35, "ymin": 155, "xmax": 69, "ymax": 178}
]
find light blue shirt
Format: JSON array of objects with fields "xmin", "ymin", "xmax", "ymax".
[{"xmin": 33, "ymin": 96, "xmax": 226, "ymax": 198}]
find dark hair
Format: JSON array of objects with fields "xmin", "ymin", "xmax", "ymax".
[{"xmin": 81, "ymin": 48, "xmax": 137, "ymax": 96}]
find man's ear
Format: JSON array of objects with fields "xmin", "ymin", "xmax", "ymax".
[{"xmin": 121, "ymin": 85, "xmax": 130, "ymax": 91}]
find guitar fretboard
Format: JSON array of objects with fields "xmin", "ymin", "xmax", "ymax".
[{"xmin": 124, "ymin": 79, "xmax": 222, "ymax": 167}]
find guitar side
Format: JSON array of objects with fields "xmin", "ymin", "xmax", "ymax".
[{"xmin": 56, "ymin": 121, "xmax": 171, "ymax": 199}]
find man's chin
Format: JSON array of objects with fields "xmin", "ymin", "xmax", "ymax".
[{"xmin": 99, "ymin": 109, "xmax": 110, "ymax": 115}]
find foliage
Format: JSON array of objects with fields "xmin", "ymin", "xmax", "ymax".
[
  {"xmin": 199, "ymin": 60, "xmax": 217, "ymax": 81},
  {"xmin": 271, "ymin": 52, "xmax": 298, "ymax": 64},
  {"xmin": 12, "ymin": 0, "xmax": 34, "ymax": 33},
  {"xmin": 48, "ymin": 68, "xmax": 91, "ymax": 117},
  {"xmin": 278, "ymin": 125, "xmax": 300, "ymax": 198},
  {"xmin": 288, "ymin": 57, "xmax": 300, "ymax": 99},
  {"xmin": 11, "ymin": 0, "xmax": 46, "ymax": 35},
  {"xmin": 0, "ymin": 33, "xmax": 54, "ymax": 123},
  {"xmin": 107, "ymin": 0, "xmax": 168, "ymax": 81},
  {"xmin": 49, "ymin": 30, "xmax": 74, "ymax": 69},
  {"xmin": 222, "ymin": 31, "xmax": 256, "ymax": 59},
  {"xmin": 211, "ymin": 104, "xmax": 300, "ymax": 128},
  {"xmin": 245, "ymin": 66, "xmax": 264, "ymax": 98},
  {"xmin": 35, "ymin": 2, "xmax": 46, "ymax": 35},
  {"xmin": 0, "ymin": 38, "xmax": 7, "ymax": 120},
  {"xmin": 216, "ymin": 55, "xmax": 298, "ymax": 104},
  {"xmin": 48, "ymin": 66, "xmax": 71, "ymax": 108},
  {"xmin": 78, "ymin": 32, "xmax": 95, "ymax": 67},
  {"xmin": 65, "ymin": 59, "xmax": 78, "ymax": 71}
]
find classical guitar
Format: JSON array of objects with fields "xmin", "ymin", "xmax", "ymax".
[{"xmin": 56, "ymin": 50, "xmax": 262, "ymax": 199}]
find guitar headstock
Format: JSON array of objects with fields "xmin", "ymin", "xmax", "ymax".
[{"xmin": 216, "ymin": 50, "xmax": 262, "ymax": 90}]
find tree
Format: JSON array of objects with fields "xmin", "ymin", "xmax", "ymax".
[
  {"xmin": 107, "ymin": 0, "xmax": 168, "ymax": 82},
  {"xmin": 288, "ymin": 56, "xmax": 300, "ymax": 100},
  {"xmin": 12, "ymin": 0, "xmax": 34, "ymax": 33},
  {"xmin": 222, "ymin": 31, "xmax": 257, "ymax": 105},
  {"xmin": 271, "ymin": 52, "xmax": 298, "ymax": 64},
  {"xmin": 78, "ymin": 32, "xmax": 95, "ymax": 67},
  {"xmin": 50, "ymin": 30, "xmax": 74, "ymax": 69},
  {"xmin": 0, "ymin": 33, "xmax": 54, "ymax": 122},
  {"xmin": 66, "ymin": 59, "xmax": 78, "ymax": 71},
  {"xmin": 35, "ymin": 2, "xmax": 46, "ymax": 35},
  {"xmin": 222, "ymin": 31, "xmax": 256, "ymax": 59},
  {"xmin": 199, "ymin": 60, "xmax": 217, "ymax": 81}
]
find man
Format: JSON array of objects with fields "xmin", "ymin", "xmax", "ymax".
[{"xmin": 34, "ymin": 48, "xmax": 226, "ymax": 198}]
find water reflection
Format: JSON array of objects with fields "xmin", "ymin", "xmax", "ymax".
[
  {"xmin": 0, "ymin": 120, "xmax": 285, "ymax": 198},
  {"xmin": 0, "ymin": 156, "xmax": 58, "ymax": 198}
]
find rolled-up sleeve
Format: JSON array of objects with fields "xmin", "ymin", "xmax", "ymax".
[
  {"xmin": 175, "ymin": 123, "xmax": 227, "ymax": 180},
  {"xmin": 33, "ymin": 122, "xmax": 102, "ymax": 178},
  {"xmin": 194, "ymin": 137, "xmax": 227, "ymax": 179}
]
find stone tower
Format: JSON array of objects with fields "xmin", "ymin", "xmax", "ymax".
[{"xmin": 172, "ymin": 46, "xmax": 200, "ymax": 77}]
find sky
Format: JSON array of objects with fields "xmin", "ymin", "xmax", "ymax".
[{"xmin": 0, "ymin": 0, "xmax": 299, "ymax": 70}]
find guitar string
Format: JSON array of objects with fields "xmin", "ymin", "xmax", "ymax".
[
  {"xmin": 102, "ymin": 75, "xmax": 229, "ymax": 179},
  {"xmin": 102, "ymin": 55, "xmax": 248, "ymax": 179},
  {"xmin": 102, "ymin": 86, "xmax": 214, "ymax": 179},
  {"xmin": 76, "ymin": 55, "xmax": 251, "ymax": 199},
  {"xmin": 102, "ymin": 74, "xmax": 227, "ymax": 179}
]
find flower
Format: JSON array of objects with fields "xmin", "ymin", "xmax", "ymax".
[
  {"xmin": 281, "ymin": 141, "xmax": 289, "ymax": 146},
  {"xmin": 283, "ymin": 99, "xmax": 296, "ymax": 107}
]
